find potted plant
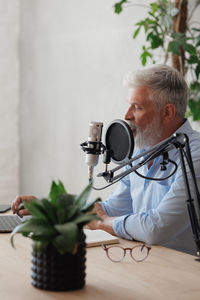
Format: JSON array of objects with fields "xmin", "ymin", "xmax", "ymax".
[
  {"xmin": 113, "ymin": 0, "xmax": 200, "ymax": 124},
  {"xmin": 11, "ymin": 180, "xmax": 101, "ymax": 291}
]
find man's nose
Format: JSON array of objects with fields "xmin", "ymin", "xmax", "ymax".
[{"xmin": 125, "ymin": 106, "xmax": 134, "ymax": 121}]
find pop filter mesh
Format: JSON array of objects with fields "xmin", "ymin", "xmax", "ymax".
[{"xmin": 105, "ymin": 120, "xmax": 134, "ymax": 164}]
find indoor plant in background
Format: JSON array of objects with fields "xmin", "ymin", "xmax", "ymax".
[
  {"xmin": 114, "ymin": 0, "xmax": 200, "ymax": 125},
  {"xmin": 11, "ymin": 180, "xmax": 101, "ymax": 291}
]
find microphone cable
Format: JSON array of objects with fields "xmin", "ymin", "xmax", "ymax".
[
  {"xmin": 134, "ymin": 159, "xmax": 178, "ymax": 181},
  {"xmin": 92, "ymin": 158, "xmax": 178, "ymax": 190}
]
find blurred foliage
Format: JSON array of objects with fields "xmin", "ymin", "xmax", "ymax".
[{"xmin": 114, "ymin": 0, "xmax": 200, "ymax": 120}]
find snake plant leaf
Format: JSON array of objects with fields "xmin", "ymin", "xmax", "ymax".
[
  {"xmin": 54, "ymin": 222, "xmax": 79, "ymax": 254},
  {"xmin": 11, "ymin": 222, "xmax": 27, "ymax": 248},
  {"xmin": 30, "ymin": 234, "xmax": 53, "ymax": 242},
  {"xmin": 66, "ymin": 205, "xmax": 80, "ymax": 221},
  {"xmin": 17, "ymin": 217, "xmax": 56, "ymax": 236},
  {"xmin": 23, "ymin": 200, "xmax": 48, "ymax": 221},
  {"xmin": 49, "ymin": 180, "xmax": 67, "ymax": 203},
  {"xmin": 11, "ymin": 180, "xmax": 102, "ymax": 254},
  {"xmin": 74, "ymin": 181, "xmax": 92, "ymax": 208},
  {"xmin": 55, "ymin": 222, "xmax": 78, "ymax": 238},
  {"xmin": 55, "ymin": 207, "xmax": 67, "ymax": 224},
  {"xmin": 40, "ymin": 198, "xmax": 58, "ymax": 224},
  {"xmin": 52, "ymin": 235, "xmax": 76, "ymax": 254},
  {"xmin": 32, "ymin": 241, "xmax": 49, "ymax": 252},
  {"xmin": 11, "ymin": 218, "xmax": 56, "ymax": 248},
  {"xmin": 55, "ymin": 194, "xmax": 75, "ymax": 209}
]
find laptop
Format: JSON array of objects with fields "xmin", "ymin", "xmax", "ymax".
[{"xmin": 0, "ymin": 215, "xmax": 23, "ymax": 232}]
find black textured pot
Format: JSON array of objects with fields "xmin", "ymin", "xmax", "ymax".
[{"xmin": 31, "ymin": 242, "xmax": 86, "ymax": 291}]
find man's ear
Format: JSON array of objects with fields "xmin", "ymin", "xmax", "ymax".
[{"xmin": 162, "ymin": 104, "xmax": 176, "ymax": 124}]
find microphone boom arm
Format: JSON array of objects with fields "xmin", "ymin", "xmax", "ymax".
[{"xmin": 97, "ymin": 133, "xmax": 200, "ymax": 258}]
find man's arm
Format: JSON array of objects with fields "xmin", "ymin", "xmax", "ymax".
[{"xmin": 87, "ymin": 202, "xmax": 116, "ymax": 236}]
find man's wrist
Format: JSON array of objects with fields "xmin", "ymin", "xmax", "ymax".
[{"xmin": 99, "ymin": 216, "xmax": 116, "ymax": 236}]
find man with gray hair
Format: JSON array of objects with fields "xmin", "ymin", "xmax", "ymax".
[
  {"xmin": 88, "ymin": 64, "xmax": 200, "ymax": 255},
  {"xmin": 12, "ymin": 64, "xmax": 200, "ymax": 255}
]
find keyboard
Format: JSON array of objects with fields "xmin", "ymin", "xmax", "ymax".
[{"xmin": 0, "ymin": 215, "xmax": 22, "ymax": 232}]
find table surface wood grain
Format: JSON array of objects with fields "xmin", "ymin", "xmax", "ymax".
[{"xmin": 0, "ymin": 233, "xmax": 199, "ymax": 300}]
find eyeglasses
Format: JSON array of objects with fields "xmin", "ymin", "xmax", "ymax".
[{"xmin": 102, "ymin": 243, "xmax": 151, "ymax": 262}]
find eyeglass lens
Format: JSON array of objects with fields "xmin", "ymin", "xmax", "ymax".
[
  {"xmin": 131, "ymin": 245, "xmax": 148, "ymax": 262},
  {"xmin": 107, "ymin": 246, "xmax": 125, "ymax": 262},
  {"xmin": 106, "ymin": 245, "xmax": 149, "ymax": 262}
]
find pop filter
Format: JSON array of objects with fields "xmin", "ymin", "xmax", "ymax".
[{"xmin": 105, "ymin": 119, "xmax": 134, "ymax": 164}]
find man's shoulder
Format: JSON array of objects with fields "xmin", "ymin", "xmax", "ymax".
[
  {"xmin": 188, "ymin": 129, "xmax": 200, "ymax": 159},
  {"xmin": 189, "ymin": 129, "xmax": 200, "ymax": 145}
]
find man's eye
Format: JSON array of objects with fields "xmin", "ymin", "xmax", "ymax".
[{"xmin": 132, "ymin": 105, "xmax": 142, "ymax": 110}]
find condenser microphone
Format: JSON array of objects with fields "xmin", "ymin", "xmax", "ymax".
[
  {"xmin": 81, "ymin": 121, "xmax": 103, "ymax": 181},
  {"xmin": 81, "ymin": 119, "xmax": 134, "ymax": 181}
]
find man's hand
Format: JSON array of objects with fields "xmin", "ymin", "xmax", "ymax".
[
  {"xmin": 87, "ymin": 202, "xmax": 116, "ymax": 236},
  {"xmin": 11, "ymin": 195, "xmax": 36, "ymax": 217}
]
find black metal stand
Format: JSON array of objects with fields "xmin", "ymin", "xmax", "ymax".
[{"xmin": 98, "ymin": 133, "xmax": 200, "ymax": 259}]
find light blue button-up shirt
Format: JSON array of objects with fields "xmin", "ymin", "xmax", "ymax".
[{"xmin": 102, "ymin": 120, "xmax": 200, "ymax": 254}]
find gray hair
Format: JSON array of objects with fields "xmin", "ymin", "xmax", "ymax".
[{"xmin": 124, "ymin": 64, "xmax": 189, "ymax": 119}]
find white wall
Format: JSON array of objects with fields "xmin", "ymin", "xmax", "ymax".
[
  {"xmin": 0, "ymin": 1, "xmax": 20, "ymax": 204},
  {"xmin": 20, "ymin": 0, "xmax": 151, "ymax": 200},
  {"xmin": 0, "ymin": 1, "xmax": 198, "ymax": 204}
]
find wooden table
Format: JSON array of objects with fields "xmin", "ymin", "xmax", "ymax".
[{"xmin": 0, "ymin": 234, "xmax": 199, "ymax": 300}]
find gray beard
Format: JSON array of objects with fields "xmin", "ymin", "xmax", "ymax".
[{"xmin": 128, "ymin": 118, "xmax": 163, "ymax": 149}]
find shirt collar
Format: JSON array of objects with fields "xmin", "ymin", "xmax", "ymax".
[{"xmin": 175, "ymin": 118, "xmax": 193, "ymax": 136}]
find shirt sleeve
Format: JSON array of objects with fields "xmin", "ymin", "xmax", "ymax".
[
  {"xmin": 113, "ymin": 141, "xmax": 200, "ymax": 245},
  {"xmin": 102, "ymin": 171, "xmax": 133, "ymax": 217}
]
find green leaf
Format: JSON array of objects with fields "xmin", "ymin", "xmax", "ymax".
[
  {"xmin": 52, "ymin": 235, "xmax": 74, "ymax": 254},
  {"xmin": 32, "ymin": 241, "xmax": 49, "ymax": 252},
  {"xmin": 190, "ymin": 81, "xmax": 200, "ymax": 92},
  {"xmin": 55, "ymin": 207, "xmax": 67, "ymax": 224},
  {"xmin": 66, "ymin": 205, "xmax": 79, "ymax": 220},
  {"xmin": 17, "ymin": 217, "xmax": 56, "ymax": 236},
  {"xmin": 150, "ymin": 2, "xmax": 159, "ymax": 15},
  {"xmin": 133, "ymin": 27, "xmax": 141, "ymax": 39},
  {"xmin": 49, "ymin": 180, "xmax": 66, "ymax": 203},
  {"xmin": 10, "ymin": 217, "xmax": 56, "ymax": 248},
  {"xmin": 195, "ymin": 64, "xmax": 200, "ymax": 79},
  {"xmin": 114, "ymin": 0, "xmax": 127, "ymax": 14},
  {"xmin": 141, "ymin": 47, "xmax": 152, "ymax": 66},
  {"xmin": 55, "ymin": 222, "xmax": 78, "ymax": 238},
  {"xmin": 188, "ymin": 55, "xmax": 199, "ymax": 64},
  {"xmin": 135, "ymin": 20, "xmax": 145, "ymax": 27},
  {"xmin": 192, "ymin": 27, "xmax": 200, "ymax": 32},
  {"xmin": 53, "ymin": 222, "xmax": 79, "ymax": 254},
  {"xmin": 183, "ymin": 43, "xmax": 196, "ymax": 55},
  {"xmin": 146, "ymin": 18, "xmax": 157, "ymax": 25},
  {"xmin": 188, "ymin": 99, "xmax": 200, "ymax": 121},
  {"xmin": 55, "ymin": 194, "xmax": 75, "ymax": 209},
  {"xmin": 147, "ymin": 32, "xmax": 163, "ymax": 49},
  {"xmin": 168, "ymin": 40, "xmax": 181, "ymax": 55},
  {"xmin": 74, "ymin": 181, "xmax": 92, "ymax": 208},
  {"xmin": 168, "ymin": 32, "xmax": 188, "ymax": 55},
  {"xmin": 40, "ymin": 198, "xmax": 58, "ymax": 224},
  {"xmin": 23, "ymin": 200, "xmax": 48, "ymax": 221},
  {"xmin": 10, "ymin": 222, "xmax": 26, "ymax": 248},
  {"xmin": 195, "ymin": 35, "xmax": 200, "ymax": 47}
]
